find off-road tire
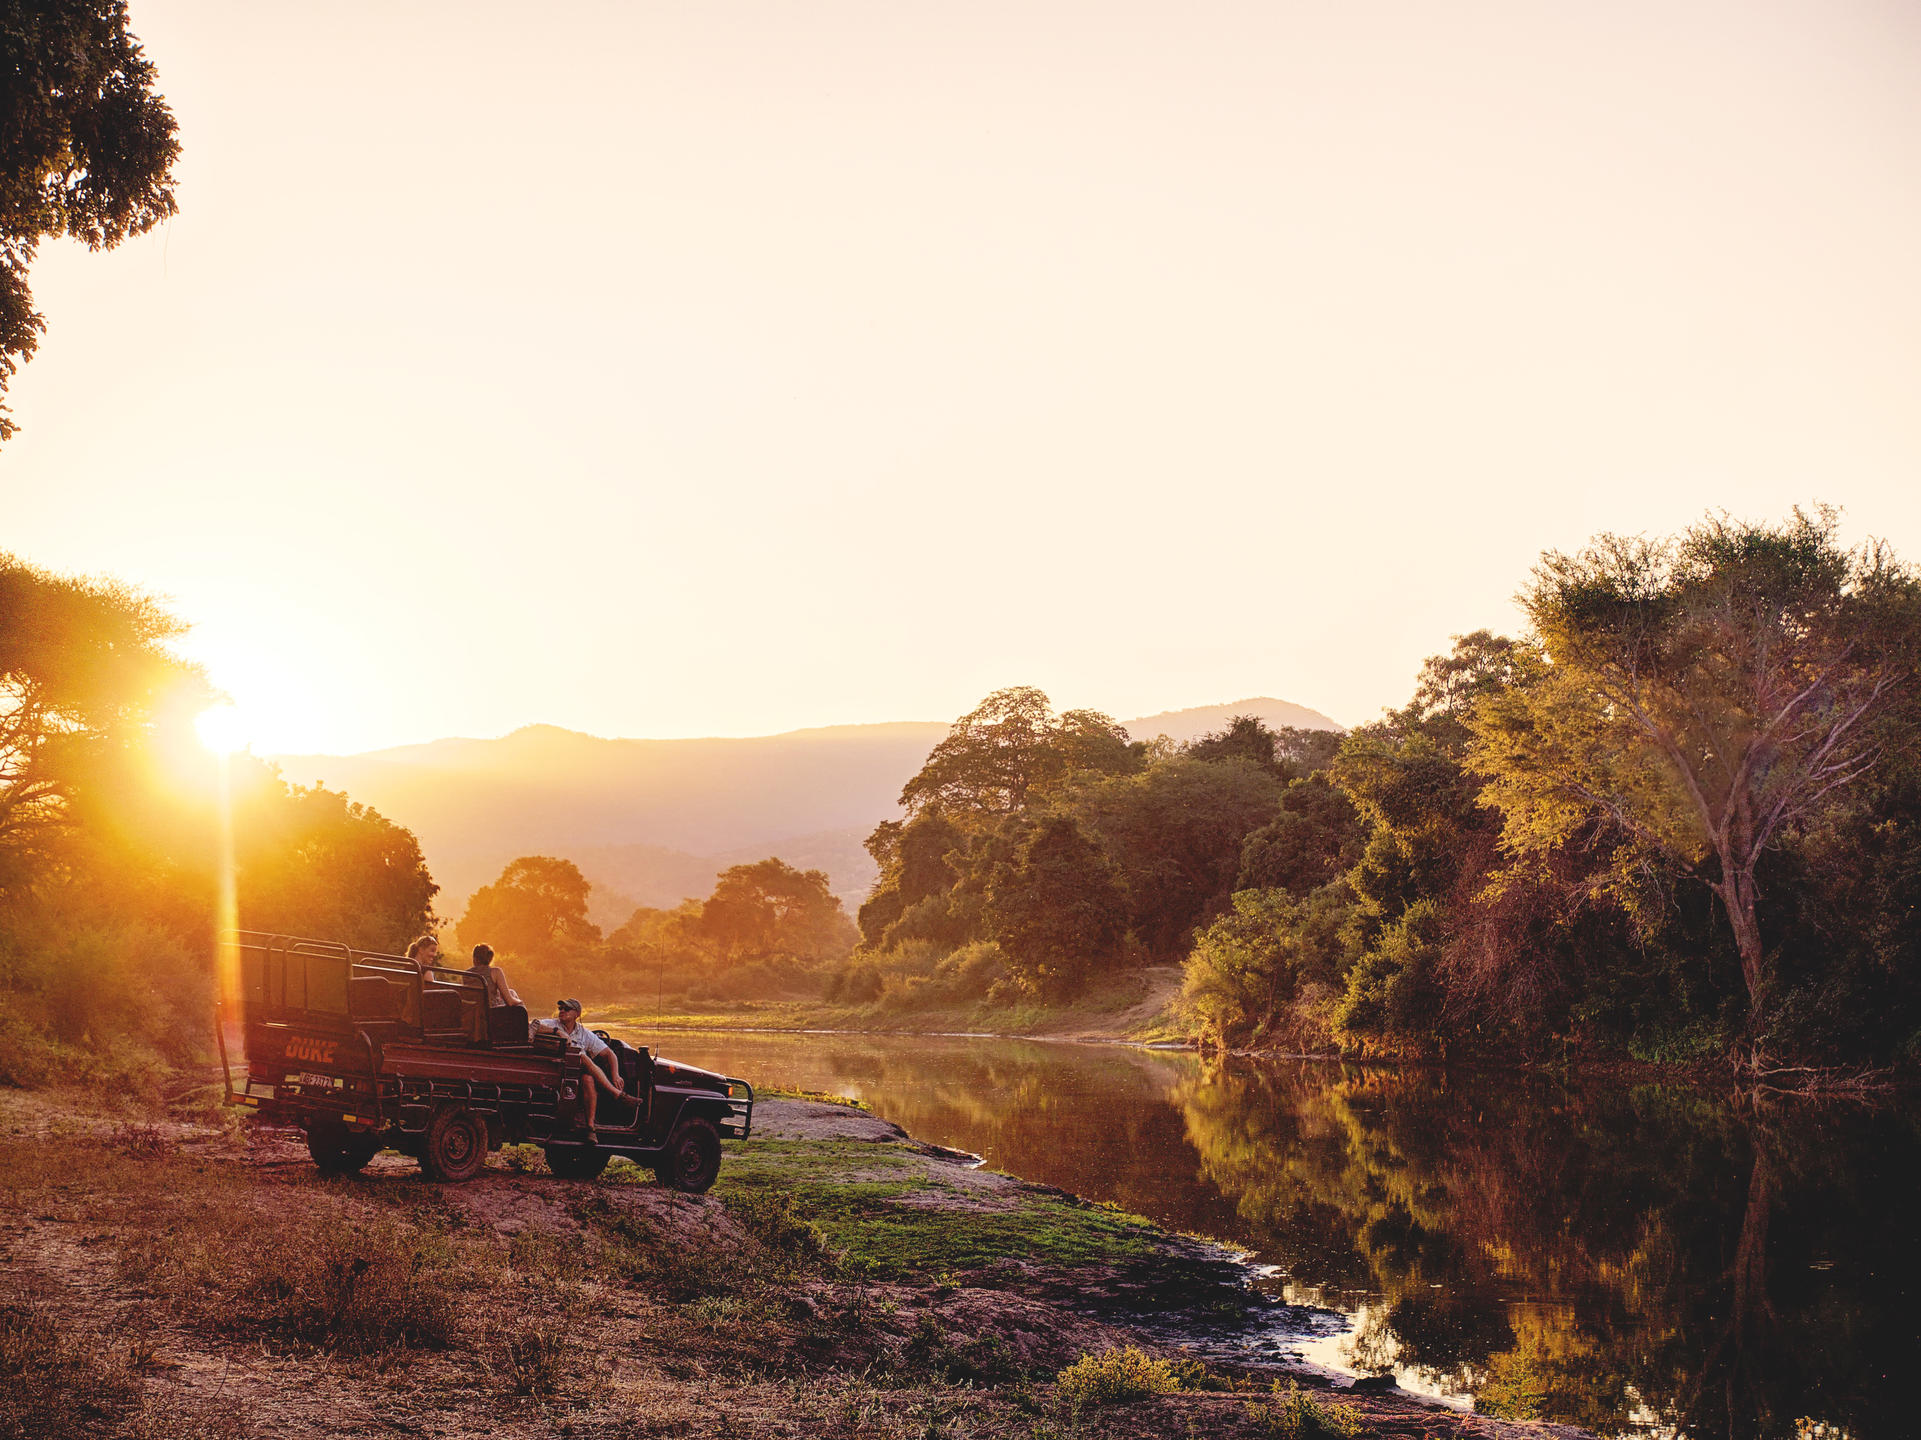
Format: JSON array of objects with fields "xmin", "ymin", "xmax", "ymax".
[
  {"xmin": 306, "ymin": 1122, "xmax": 380, "ymax": 1176},
  {"xmin": 543, "ymin": 1145, "xmax": 609, "ymax": 1181},
  {"xmin": 655, "ymin": 1115, "xmax": 722, "ymax": 1193},
  {"xmin": 419, "ymin": 1105, "xmax": 488, "ymax": 1183}
]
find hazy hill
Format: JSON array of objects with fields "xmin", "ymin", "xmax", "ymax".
[
  {"xmin": 1119, "ymin": 698, "xmax": 1342, "ymax": 746},
  {"xmin": 273, "ymin": 699, "xmax": 1341, "ymax": 926}
]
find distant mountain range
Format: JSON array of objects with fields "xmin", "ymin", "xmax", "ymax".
[{"xmin": 272, "ymin": 698, "xmax": 1341, "ymax": 928}]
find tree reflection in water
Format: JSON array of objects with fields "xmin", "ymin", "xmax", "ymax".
[
  {"xmin": 1175, "ymin": 1061, "xmax": 1919, "ymax": 1439},
  {"xmin": 639, "ymin": 1032, "xmax": 1916, "ymax": 1440}
]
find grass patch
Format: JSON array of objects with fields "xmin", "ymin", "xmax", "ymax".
[
  {"xmin": 25, "ymin": 1137, "xmax": 471, "ymax": 1362},
  {"xmin": 904, "ymin": 1313, "xmax": 1025, "ymax": 1384},
  {"xmin": 1246, "ymin": 1381, "xmax": 1372, "ymax": 1437},
  {"xmin": 716, "ymin": 1139, "xmax": 1157, "ymax": 1280},
  {"xmin": 724, "ymin": 1187, "xmax": 836, "ymax": 1276},
  {"xmin": 496, "ymin": 1142, "xmax": 546, "ymax": 1174},
  {"xmin": 759, "ymin": 1087, "xmax": 871, "ymax": 1110},
  {"xmin": 498, "ymin": 1320, "xmax": 570, "ymax": 1396},
  {"xmin": 136, "ymin": 1209, "xmax": 460, "ymax": 1357},
  {"xmin": 0, "ymin": 1296, "xmax": 146, "ymax": 1440}
]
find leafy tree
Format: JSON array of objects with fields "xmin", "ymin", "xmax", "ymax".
[
  {"xmin": 1, "ymin": 1, "xmax": 181, "ymax": 441},
  {"xmin": 898, "ymin": 686, "xmax": 1138, "ymax": 819},
  {"xmin": 1178, "ymin": 884, "xmax": 1351, "ymax": 1051},
  {"xmin": 608, "ymin": 898, "xmax": 707, "ymax": 959},
  {"xmin": 234, "ymin": 781, "xmax": 438, "ymax": 953},
  {"xmin": 857, "ymin": 812, "xmax": 965, "ymax": 945},
  {"xmin": 985, "ymin": 816, "xmax": 1125, "ymax": 996},
  {"xmin": 1273, "ymin": 725, "xmax": 1345, "ymax": 776},
  {"xmin": 1472, "ymin": 509, "xmax": 1921, "ymax": 1034},
  {"xmin": 0, "ymin": 553, "xmax": 204, "ymax": 891},
  {"xmin": 1399, "ymin": 630, "xmax": 1527, "ymax": 747},
  {"xmin": 1237, "ymin": 775, "xmax": 1363, "ymax": 897},
  {"xmin": 1185, "ymin": 714, "xmax": 1287, "ymax": 776},
  {"xmin": 1064, "ymin": 757, "xmax": 1284, "ymax": 957},
  {"xmin": 1320, "ymin": 634, "xmax": 1523, "ymax": 1050},
  {"xmin": 697, "ymin": 857, "xmax": 856, "ymax": 965},
  {"xmin": 458, "ymin": 855, "xmax": 601, "ymax": 963}
]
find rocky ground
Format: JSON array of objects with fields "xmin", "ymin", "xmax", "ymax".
[{"xmin": 0, "ymin": 1088, "xmax": 1594, "ymax": 1440}]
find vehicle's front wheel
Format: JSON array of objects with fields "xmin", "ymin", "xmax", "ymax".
[
  {"xmin": 419, "ymin": 1105, "xmax": 488, "ymax": 1183},
  {"xmin": 307, "ymin": 1122, "xmax": 380, "ymax": 1176},
  {"xmin": 655, "ymin": 1116, "xmax": 722, "ymax": 1193},
  {"xmin": 543, "ymin": 1145, "xmax": 609, "ymax": 1181}
]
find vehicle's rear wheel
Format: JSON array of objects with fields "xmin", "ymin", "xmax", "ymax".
[
  {"xmin": 543, "ymin": 1145, "xmax": 609, "ymax": 1181},
  {"xmin": 307, "ymin": 1122, "xmax": 380, "ymax": 1176},
  {"xmin": 419, "ymin": 1105, "xmax": 488, "ymax": 1183},
  {"xmin": 655, "ymin": 1116, "xmax": 722, "ymax": 1193}
]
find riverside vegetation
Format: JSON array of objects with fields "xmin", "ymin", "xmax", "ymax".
[
  {"xmin": 7, "ymin": 505, "xmax": 1921, "ymax": 1093},
  {"xmin": 600, "ymin": 508, "xmax": 1921, "ymax": 1078}
]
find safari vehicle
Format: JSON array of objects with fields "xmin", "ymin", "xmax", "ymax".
[{"xmin": 217, "ymin": 931, "xmax": 752, "ymax": 1190}]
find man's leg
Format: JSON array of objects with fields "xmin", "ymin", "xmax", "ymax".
[
  {"xmin": 590, "ymin": 1053, "xmax": 623, "ymax": 1128},
  {"xmin": 596, "ymin": 1051, "xmax": 622, "ymax": 1095}
]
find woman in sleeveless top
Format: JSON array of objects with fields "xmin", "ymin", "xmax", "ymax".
[{"xmin": 468, "ymin": 943, "xmax": 521, "ymax": 1007}]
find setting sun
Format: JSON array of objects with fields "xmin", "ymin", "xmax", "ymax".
[{"xmin": 194, "ymin": 704, "xmax": 249, "ymax": 756}]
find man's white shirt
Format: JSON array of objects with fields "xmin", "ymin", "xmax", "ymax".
[{"xmin": 536, "ymin": 1017, "xmax": 609, "ymax": 1057}]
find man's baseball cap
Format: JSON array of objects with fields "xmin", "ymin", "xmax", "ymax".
[{"xmin": 557, "ymin": 998, "xmax": 582, "ymax": 1013}]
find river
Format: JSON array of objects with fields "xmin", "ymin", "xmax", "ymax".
[{"xmin": 624, "ymin": 1028, "xmax": 1917, "ymax": 1440}]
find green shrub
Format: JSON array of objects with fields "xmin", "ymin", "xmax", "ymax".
[
  {"xmin": 1246, "ymin": 1381, "xmax": 1370, "ymax": 1438},
  {"xmin": 1056, "ymin": 1346, "xmax": 1182, "ymax": 1404},
  {"xmin": 1627, "ymin": 1015, "xmax": 1729, "ymax": 1065}
]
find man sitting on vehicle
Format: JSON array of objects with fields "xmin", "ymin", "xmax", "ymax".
[{"xmin": 536, "ymin": 999, "xmax": 623, "ymax": 1132}]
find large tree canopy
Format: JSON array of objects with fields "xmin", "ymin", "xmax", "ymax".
[
  {"xmin": 1, "ymin": 1, "xmax": 181, "ymax": 441},
  {"xmin": 697, "ymin": 857, "xmax": 856, "ymax": 965},
  {"xmin": 985, "ymin": 815, "xmax": 1125, "ymax": 996},
  {"xmin": 0, "ymin": 552, "xmax": 203, "ymax": 889},
  {"xmin": 1471, "ymin": 509, "xmax": 1921, "ymax": 1033},
  {"xmin": 898, "ymin": 686, "xmax": 1139, "ymax": 819},
  {"xmin": 458, "ymin": 856, "xmax": 601, "ymax": 964}
]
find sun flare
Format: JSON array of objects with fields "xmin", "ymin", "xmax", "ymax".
[{"xmin": 195, "ymin": 704, "xmax": 250, "ymax": 756}]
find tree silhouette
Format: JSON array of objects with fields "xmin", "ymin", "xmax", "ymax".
[{"xmin": 1, "ymin": 1, "xmax": 181, "ymax": 441}]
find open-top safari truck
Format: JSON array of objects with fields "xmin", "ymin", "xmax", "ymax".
[{"xmin": 218, "ymin": 931, "xmax": 752, "ymax": 1189}]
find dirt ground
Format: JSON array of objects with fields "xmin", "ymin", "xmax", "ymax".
[{"xmin": 0, "ymin": 1089, "xmax": 1593, "ymax": 1440}]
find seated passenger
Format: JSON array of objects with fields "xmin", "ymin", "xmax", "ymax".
[
  {"xmin": 404, "ymin": 935, "xmax": 441, "ymax": 972},
  {"xmin": 535, "ymin": 999, "xmax": 623, "ymax": 1133},
  {"xmin": 467, "ymin": 943, "xmax": 521, "ymax": 1007}
]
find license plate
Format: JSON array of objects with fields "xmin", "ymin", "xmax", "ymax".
[{"xmin": 298, "ymin": 1072, "xmax": 337, "ymax": 1090}]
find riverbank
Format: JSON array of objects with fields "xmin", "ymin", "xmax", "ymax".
[
  {"xmin": 1, "ymin": 1084, "xmax": 1595, "ymax": 1440},
  {"xmin": 598, "ymin": 965, "xmax": 1192, "ymax": 1045}
]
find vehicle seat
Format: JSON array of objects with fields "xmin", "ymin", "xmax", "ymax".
[
  {"xmin": 349, "ymin": 977, "xmax": 404, "ymax": 1022},
  {"xmin": 488, "ymin": 1004, "xmax": 530, "ymax": 1045},
  {"xmin": 419, "ymin": 986, "xmax": 465, "ymax": 1032}
]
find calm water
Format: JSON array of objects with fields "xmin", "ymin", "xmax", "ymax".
[{"xmin": 625, "ymin": 1029, "xmax": 1918, "ymax": 1440}]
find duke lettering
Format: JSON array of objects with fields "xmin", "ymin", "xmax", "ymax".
[{"xmin": 284, "ymin": 1036, "xmax": 337, "ymax": 1065}]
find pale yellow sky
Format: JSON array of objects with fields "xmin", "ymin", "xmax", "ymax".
[{"xmin": 5, "ymin": 0, "xmax": 1920, "ymax": 754}]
